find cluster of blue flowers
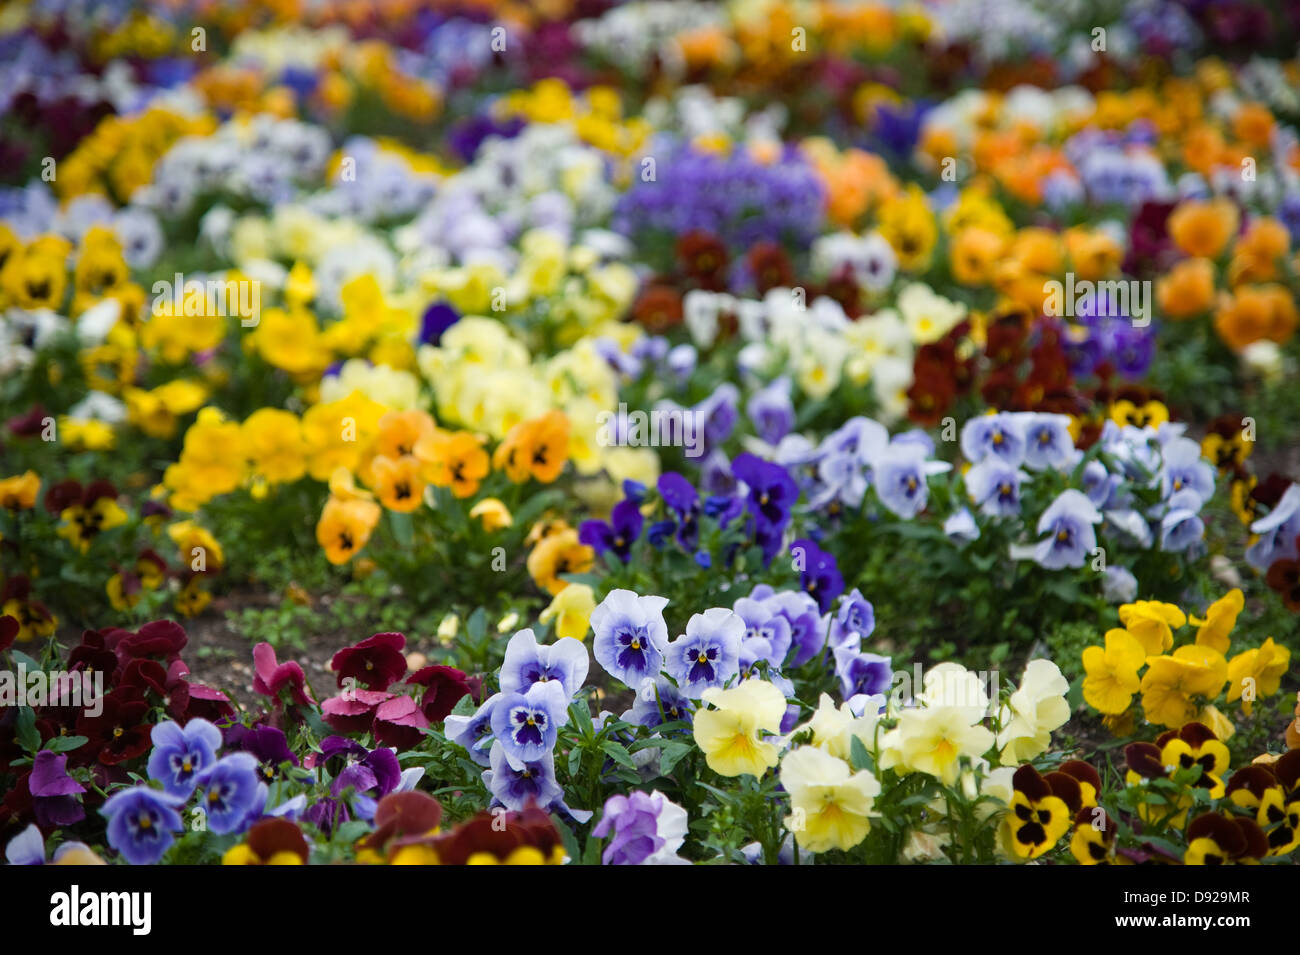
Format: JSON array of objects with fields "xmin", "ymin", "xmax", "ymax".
[
  {"xmin": 100, "ymin": 718, "xmax": 305, "ymax": 864},
  {"xmin": 612, "ymin": 141, "xmax": 825, "ymax": 259},
  {"xmin": 446, "ymin": 629, "xmax": 593, "ymax": 821}
]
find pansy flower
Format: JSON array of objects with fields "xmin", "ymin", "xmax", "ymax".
[
  {"xmin": 490, "ymin": 681, "xmax": 570, "ymax": 766},
  {"xmin": 692, "ymin": 679, "xmax": 787, "ymax": 778},
  {"xmin": 499, "ymin": 628, "xmax": 589, "ymax": 698},
  {"xmin": 1019, "ymin": 413, "xmax": 1075, "ymax": 470},
  {"xmin": 871, "ymin": 442, "xmax": 949, "ymax": 519},
  {"xmin": 780, "ymin": 746, "xmax": 882, "ymax": 853},
  {"xmin": 1070, "ymin": 807, "xmax": 1121, "ymax": 865},
  {"xmin": 482, "ymin": 741, "xmax": 564, "ymax": 815},
  {"xmin": 791, "ymin": 539, "xmax": 844, "ymax": 614},
  {"xmin": 373, "ymin": 695, "xmax": 431, "ymax": 750},
  {"xmin": 832, "ymin": 646, "xmax": 894, "ymax": 700},
  {"xmin": 998, "ymin": 765, "xmax": 1073, "ymax": 861},
  {"xmin": 960, "ymin": 413, "xmax": 1026, "ymax": 467},
  {"xmin": 445, "ymin": 693, "xmax": 502, "ymax": 767},
  {"xmin": 329, "ymin": 631, "xmax": 407, "ymax": 691},
  {"xmin": 76, "ymin": 689, "xmax": 154, "ymax": 765},
  {"xmin": 1156, "ymin": 722, "xmax": 1230, "ymax": 792},
  {"xmin": 405, "ymin": 664, "xmax": 473, "ymax": 723},
  {"xmin": 1200, "ymin": 414, "xmax": 1253, "ymax": 471},
  {"xmin": 579, "ymin": 499, "xmax": 643, "ymax": 563},
  {"xmin": 1139, "ymin": 647, "xmax": 1227, "ymax": 729},
  {"xmin": 1226, "ymin": 637, "xmax": 1290, "ymax": 715},
  {"xmin": 27, "ymin": 750, "xmax": 87, "ymax": 827},
  {"xmin": 194, "ymin": 753, "xmax": 262, "ymax": 835},
  {"xmin": 1033, "ymin": 489, "xmax": 1102, "ymax": 569},
  {"xmin": 657, "ymin": 472, "xmax": 701, "ymax": 549},
  {"xmin": 1256, "ymin": 750, "xmax": 1300, "ymax": 856},
  {"xmin": 732, "ymin": 596, "xmax": 794, "ymax": 667},
  {"xmin": 100, "ymin": 786, "xmax": 185, "ymax": 865},
  {"xmin": 591, "ymin": 589, "xmax": 670, "ymax": 688},
  {"xmin": 746, "ymin": 378, "xmax": 795, "ymax": 445},
  {"xmin": 56, "ymin": 480, "xmax": 127, "ymax": 553},
  {"xmin": 5, "ymin": 823, "xmax": 101, "ymax": 866},
  {"xmin": 623, "ymin": 677, "xmax": 695, "ymax": 729},
  {"xmin": 228, "ymin": 724, "xmax": 298, "ymax": 784},
  {"xmin": 146, "ymin": 718, "xmax": 222, "ymax": 797},
  {"xmin": 665, "ymin": 608, "xmax": 744, "ymax": 698},
  {"xmin": 1184, "ymin": 812, "xmax": 1269, "ymax": 865},
  {"xmin": 1081, "ymin": 629, "xmax": 1145, "ymax": 715},
  {"xmin": 593, "ymin": 790, "xmax": 690, "ymax": 865},
  {"xmin": 222, "ymin": 817, "xmax": 310, "ymax": 866},
  {"xmin": 732, "ymin": 452, "xmax": 799, "ymax": 531},
  {"xmin": 252, "ymin": 642, "xmax": 316, "ymax": 708},
  {"xmin": 964, "ymin": 457, "xmax": 1028, "ymax": 519}
]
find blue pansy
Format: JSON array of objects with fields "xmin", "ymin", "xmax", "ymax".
[
  {"xmin": 444, "ymin": 692, "xmax": 501, "ymax": 767},
  {"xmin": 193, "ymin": 753, "xmax": 262, "ymax": 835},
  {"xmin": 665, "ymin": 608, "xmax": 743, "ymax": 698},
  {"xmin": 622, "ymin": 676, "xmax": 694, "ymax": 729},
  {"xmin": 1034, "ymin": 489, "xmax": 1103, "ymax": 569},
  {"xmin": 483, "ymin": 741, "xmax": 564, "ymax": 814},
  {"xmin": 1020, "ymin": 413, "xmax": 1075, "ymax": 471},
  {"xmin": 490, "ymin": 681, "xmax": 570, "ymax": 766},
  {"xmin": 960, "ymin": 413, "xmax": 1026, "ymax": 466},
  {"xmin": 499, "ymin": 628, "xmax": 589, "ymax": 697},
  {"xmin": 591, "ymin": 589, "xmax": 670, "ymax": 687},
  {"xmin": 100, "ymin": 786, "xmax": 185, "ymax": 865},
  {"xmin": 146, "ymin": 718, "xmax": 222, "ymax": 797},
  {"xmin": 965, "ymin": 458, "xmax": 1028, "ymax": 519}
]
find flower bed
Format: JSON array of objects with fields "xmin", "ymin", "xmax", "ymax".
[{"xmin": 2, "ymin": 0, "xmax": 1299, "ymax": 868}]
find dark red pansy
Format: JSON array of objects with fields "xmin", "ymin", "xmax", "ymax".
[
  {"xmin": 330, "ymin": 632, "xmax": 408, "ymax": 691},
  {"xmin": 406, "ymin": 664, "xmax": 472, "ymax": 723}
]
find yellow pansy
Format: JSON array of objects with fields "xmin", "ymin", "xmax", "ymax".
[
  {"xmin": 1081, "ymin": 629, "xmax": 1146, "ymax": 715},
  {"xmin": 539, "ymin": 583, "xmax": 596, "ymax": 641},
  {"xmin": 780, "ymin": 746, "xmax": 881, "ymax": 853},
  {"xmin": 693, "ymin": 679, "xmax": 787, "ymax": 778},
  {"xmin": 1139, "ymin": 645, "xmax": 1229, "ymax": 729},
  {"xmin": 1117, "ymin": 600, "xmax": 1186, "ymax": 654},
  {"xmin": 1190, "ymin": 589, "xmax": 1244, "ymax": 654},
  {"xmin": 1226, "ymin": 638, "xmax": 1290, "ymax": 715}
]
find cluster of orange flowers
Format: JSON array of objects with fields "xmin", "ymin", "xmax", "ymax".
[{"xmin": 314, "ymin": 409, "xmax": 572, "ymax": 565}]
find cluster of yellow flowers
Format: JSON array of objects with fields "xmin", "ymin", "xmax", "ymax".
[
  {"xmin": 1082, "ymin": 590, "xmax": 1291, "ymax": 734},
  {"xmin": 498, "ymin": 80, "xmax": 651, "ymax": 164},
  {"xmin": 56, "ymin": 107, "xmax": 214, "ymax": 202},
  {"xmin": 0, "ymin": 224, "xmax": 137, "ymax": 318}
]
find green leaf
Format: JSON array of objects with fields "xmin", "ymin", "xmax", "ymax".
[
  {"xmin": 553, "ymin": 816, "xmax": 581, "ymax": 863},
  {"xmin": 600, "ymin": 740, "xmax": 637, "ymax": 770},
  {"xmin": 570, "ymin": 699, "xmax": 594, "ymax": 739},
  {"xmin": 582, "ymin": 833, "xmax": 603, "ymax": 866},
  {"xmin": 14, "ymin": 707, "xmax": 40, "ymax": 754},
  {"xmin": 43, "ymin": 735, "xmax": 89, "ymax": 753},
  {"xmin": 849, "ymin": 735, "xmax": 873, "ymax": 772},
  {"xmin": 9, "ymin": 649, "xmax": 42, "ymax": 672},
  {"xmin": 334, "ymin": 820, "xmax": 371, "ymax": 844},
  {"xmin": 389, "ymin": 511, "xmax": 414, "ymax": 548},
  {"xmin": 465, "ymin": 607, "xmax": 487, "ymax": 642},
  {"xmin": 658, "ymin": 741, "xmax": 692, "ymax": 776}
]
